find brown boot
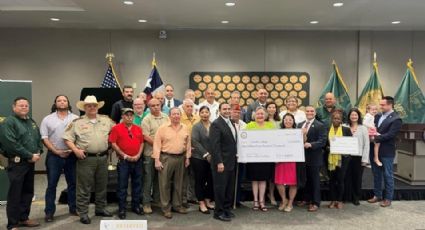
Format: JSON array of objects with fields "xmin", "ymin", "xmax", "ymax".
[
  {"xmin": 19, "ymin": 219, "xmax": 40, "ymax": 227},
  {"xmin": 367, "ymin": 196, "xmax": 381, "ymax": 203}
]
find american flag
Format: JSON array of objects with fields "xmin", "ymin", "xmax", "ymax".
[{"xmin": 100, "ymin": 64, "xmax": 119, "ymax": 88}]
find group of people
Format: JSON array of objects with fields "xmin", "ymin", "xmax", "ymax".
[{"xmin": 0, "ymin": 83, "xmax": 402, "ymax": 229}]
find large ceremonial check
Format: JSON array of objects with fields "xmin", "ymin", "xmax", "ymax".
[
  {"xmin": 330, "ymin": 136, "xmax": 360, "ymax": 155},
  {"xmin": 238, "ymin": 129, "xmax": 305, "ymax": 163}
]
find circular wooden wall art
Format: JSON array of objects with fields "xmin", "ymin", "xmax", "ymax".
[
  {"xmin": 261, "ymin": 75, "xmax": 269, "ymax": 84},
  {"xmin": 280, "ymin": 91, "xmax": 288, "ymax": 98},
  {"xmin": 294, "ymin": 83, "xmax": 303, "ymax": 91},
  {"xmin": 227, "ymin": 83, "xmax": 236, "ymax": 91},
  {"xmin": 266, "ymin": 83, "xmax": 274, "ymax": 91},
  {"xmin": 194, "ymin": 74, "xmax": 202, "ymax": 83},
  {"xmin": 208, "ymin": 83, "xmax": 216, "ymax": 90},
  {"xmin": 251, "ymin": 75, "xmax": 260, "ymax": 84},
  {"xmin": 299, "ymin": 90, "xmax": 307, "ymax": 99},
  {"xmin": 242, "ymin": 75, "xmax": 251, "ymax": 83},
  {"xmin": 199, "ymin": 82, "xmax": 207, "ymax": 91},
  {"xmin": 195, "ymin": 90, "xmax": 202, "ymax": 99},
  {"xmin": 299, "ymin": 75, "xmax": 308, "ymax": 83},
  {"xmin": 223, "ymin": 75, "xmax": 231, "ymax": 83},
  {"xmin": 275, "ymin": 83, "xmax": 284, "ymax": 91},
  {"xmin": 190, "ymin": 73, "xmax": 310, "ymax": 110},
  {"xmin": 222, "ymin": 90, "xmax": 231, "ymax": 99},
  {"xmin": 246, "ymin": 83, "xmax": 255, "ymax": 91},
  {"xmin": 285, "ymin": 83, "xmax": 293, "ymax": 91},
  {"xmin": 271, "ymin": 75, "xmax": 279, "ymax": 84},
  {"xmin": 280, "ymin": 75, "xmax": 289, "ymax": 83},
  {"xmin": 213, "ymin": 75, "xmax": 222, "ymax": 83},
  {"xmin": 203, "ymin": 75, "xmax": 212, "ymax": 83},
  {"xmin": 237, "ymin": 83, "xmax": 245, "ymax": 91}
]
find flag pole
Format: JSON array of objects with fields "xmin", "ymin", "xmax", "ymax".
[
  {"xmin": 105, "ymin": 52, "xmax": 122, "ymax": 90},
  {"xmin": 407, "ymin": 59, "xmax": 420, "ymax": 85}
]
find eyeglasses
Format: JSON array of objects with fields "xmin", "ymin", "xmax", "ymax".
[{"xmin": 127, "ymin": 129, "xmax": 133, "ymax": 139}]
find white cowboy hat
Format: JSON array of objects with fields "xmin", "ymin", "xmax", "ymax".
[{"xmin": 76, "ymin": 95, "xmax": 105, "ymax": 111}]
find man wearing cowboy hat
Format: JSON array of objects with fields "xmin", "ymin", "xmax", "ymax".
[{"xmin": 63, "ymin": 95, "xmax": 115, "ymax": 224}]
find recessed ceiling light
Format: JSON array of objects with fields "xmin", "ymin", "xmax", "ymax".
[
  {"xmin": 333, "ymin": 2, "xmax": 344, "ymax": 7},
  {"xmin": 138, "ymin": 19, "xmax": 147, "ymax": 23},
  {"xmin": 310, "ymin": 20, "xmax": 319, "ymax": 24},
  {"xmin": 225, "ymin": 2, "xmax": 235, "ymax": 6},
  {"xmin": 221, "ymin": 20, "xmax": 229, "ymax": 24},
  {"xmin": 392, "ymin": 21, "xmax": 401, "ymax": 24},
  {"xmin": 123, "ymin": 1, "xmax": 134, "ymax": 5},
  {"xmin": 50, "ymin": 18, "xmax": 60, "ymax": 22}
]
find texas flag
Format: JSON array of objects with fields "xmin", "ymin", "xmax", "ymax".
[{"xmin": 143, "ymin": 57, "xmax": 164, "ymax": 101}]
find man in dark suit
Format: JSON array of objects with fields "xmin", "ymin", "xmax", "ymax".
[
  {"xmin": 367, "ymin": 96, "xmax": 402, "ymax": 207},
  {"xmin": 164, "ymin": 84, "xmax": 182, "ymax": 109},
  {"xmin": 245, "ymin": 88, "xmax": 268, "ymax": 122},
  {"xmin": 210, "ymin": 103, "xmax": 237, "ymax": 221},
  {"xmin": 297, "ymin": 105, "xmax": 327, "ymax": 212}
]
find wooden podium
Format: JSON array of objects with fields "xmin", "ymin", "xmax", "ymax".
[{"xmin": 395, "ymin": 124, "xmax": 425, "ymax": 185}]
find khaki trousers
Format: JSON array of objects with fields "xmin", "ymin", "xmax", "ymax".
[{"xmin": 158, "ymin": 153, "xmax": 185, "ymax": 212}]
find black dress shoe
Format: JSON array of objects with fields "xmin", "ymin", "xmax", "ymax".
[
  {"xmin": 118, "ymin": 211, "xmax": 126, "ymax": 220},
  {"xmin": 352, "ymin": 200, "xmax": 360, "ymax": 206},
  {"xmin": 69, "ymin": 211, "xmax": 79, "ymax": 216},
  {"xmin": 132, "ymin": 207, "xmax": 144, "ymax": 215},
  {"xmin": 225, "ymin": 211, "xmax": 235, "ymax": 218},
  {"xmin": 95, "ymin": 210, "xmax": 113, "ymax": 217},
  {"xmin": 80, "ymin": 215, "xmax": 91, "ymax": 224},
  {"xmin": 45, "ymin": 214, "xmax": 54, "ymax": 222},
  {"xmin": 199, "ymin": 207, "xmax": 210, "ymax": 214},
  {"xmin": 213, "ymin": 214, "xmax": 231, "ymax": 222}
]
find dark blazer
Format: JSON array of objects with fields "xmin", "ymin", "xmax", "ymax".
[
  {"xmin": 374, "ymin": 111, "xmax": 402, "ymax": 158},
  {"xmin": 210, "ymin": 116, "xmax": 237, "ymax": 171},
  {"xmin": 173, "ymin": 98, "xmax": 182, "ymax": 107},
  {"xmin": 297, "ymin": 119, "xmax": 327, "ymax": 167},
  {"xmin": 191, "ymin": 122, "xmax": 212, "ymax": 160}
]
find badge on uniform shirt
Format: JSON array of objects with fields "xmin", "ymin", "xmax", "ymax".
[{"xmin": 14, "ymin": 156, "xmax": 21, "ymax": 163}]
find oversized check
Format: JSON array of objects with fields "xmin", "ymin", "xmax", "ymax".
[
  {"xmin": 329, "ymin": 136, "xmax": 360, "ymax": 155},
  {"xmin": 238, "ymin": 129, "xmax": 305, "ymax": 163}
]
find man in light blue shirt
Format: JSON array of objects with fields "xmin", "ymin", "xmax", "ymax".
[{"xmin": 40, "ymin": 95, "xmax": 79, "ymax": 222}]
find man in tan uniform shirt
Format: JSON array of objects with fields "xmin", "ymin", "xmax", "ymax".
[
  {"xmin": 63, "ymin": 96, "xmax": 115, "ymax": 225},
  {"xmin": 140, "ymin": 98, "xmax": 169, "ymax": 214}
]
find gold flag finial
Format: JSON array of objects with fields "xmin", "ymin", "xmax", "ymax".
[
  {"xmin": 105, "ymin": 52, "xmax": 115, "ymax": 63},
  {"xmin": 332, "ymin": 59, "xmax": 336, "ymax": 65},
  {"xmin": 373, "ymin": 52, "xmax": 377, "ymax": 63}
]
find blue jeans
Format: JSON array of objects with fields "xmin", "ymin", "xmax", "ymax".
[
  {"xmin": 370, "ymin": 155, "xmax": 394, "ymax": 201},
  {"xmin": 117, "ymin": 158, "xmax": 142, "ymax": 211},
  {"xmin": 44, "ymin": 151, "xmax": 76, "ymax": 215}
]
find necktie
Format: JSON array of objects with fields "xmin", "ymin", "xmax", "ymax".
[
  {"xmin": 304, "ymin": 121, "xmax": 311, "ymax": 129},
  {"xmin": 167, "ymin": 100, "xmax": 171, "ymax": 108}
]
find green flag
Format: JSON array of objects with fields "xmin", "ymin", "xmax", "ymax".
[
  {"xmin": 355, "ymin": 62, "xmax": 384, "ymax": 115},
  {"xmin": 317, "ymin": 61, "xmax": 352, "ymax": 112},
  {"xmin": 394, "ymin": 60, "xmax": 425, "ymax": 124}
]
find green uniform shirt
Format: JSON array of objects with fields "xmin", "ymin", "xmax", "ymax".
[
  {"xmin": 315, "ymin": 105, "xmax": 347, "ymax": 128},
  {"xmin": 63, "ymin": 114, "xmax": 114, "ymax": 153},
  {"xmin": 133, "ymin": 111, "xmax": 149, "ymax": 126},
  {"xmin": 0, "ymin": 114, "xmax": 43, "ymax": 159}
]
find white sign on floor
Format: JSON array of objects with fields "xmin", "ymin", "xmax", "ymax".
[{"xmin": 100, "ymin": 220, "xmax": 147, "ymax": 230}]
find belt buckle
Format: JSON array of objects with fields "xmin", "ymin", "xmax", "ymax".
[{"xmin": 14, "ymin": 156, "xmax": 21, "ymax": 163}]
